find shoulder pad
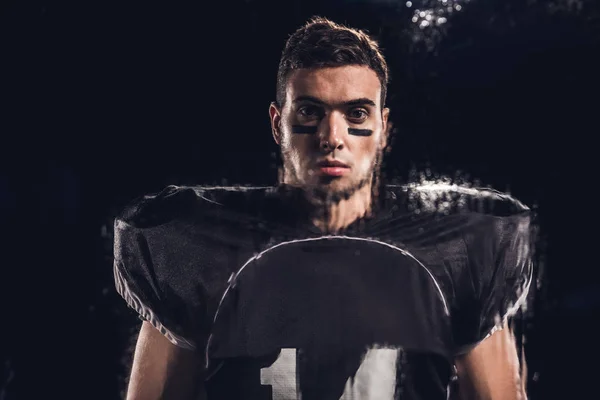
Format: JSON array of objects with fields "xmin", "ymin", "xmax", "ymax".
[
  {"xmin": 385, "ymin": 182, "xmax": 529, "ymax": 217},
  {"xmin": 118, "ymin": 185, "xmax": 201, "ymax": 228},
  {"xmin": 118, "ymin": 184, "xmax": 277, "ymax": 228}
]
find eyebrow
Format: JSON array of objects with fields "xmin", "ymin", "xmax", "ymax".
[{"xmin": 293, "ymin": 96, "xmax": 376, "ymax": 107}]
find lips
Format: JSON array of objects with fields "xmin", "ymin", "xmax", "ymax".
[
  {"xmin": 316, "ymin": 160, "xmax": 350, "ymax": 177},
  {"xmin": 316, "ymin": 160, "xmax": 349, "ymax": 168}
]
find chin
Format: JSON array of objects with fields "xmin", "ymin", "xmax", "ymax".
[
  {"xmin": 313, "ymin": 176, "xmax": 347, "ymax": 189},
  {"xmin": 307, "ymin": 178, "xmax": 365, "ymax": 201}
]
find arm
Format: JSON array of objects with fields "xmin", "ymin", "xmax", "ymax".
[
  {"xmin": 113, "ymin": 195, "xmax": 210, "ymax": 399},
  {"xmin": 454, "ymin": 321, "xmax": 527, "ymax": 400},
  {"xmin": 126, "ymin": 321, "xmax": 206, "ymax": 400}
]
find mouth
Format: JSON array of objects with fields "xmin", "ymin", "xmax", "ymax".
[{"xmin": 315, "ymin": 160, "xmax": 350, "ymax": 177}]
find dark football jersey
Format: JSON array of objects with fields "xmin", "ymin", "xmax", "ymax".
[{"xmin": 113, "ymin": 183, "xmax": 533, "ymax": 400}]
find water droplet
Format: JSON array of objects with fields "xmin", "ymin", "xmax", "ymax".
[{"xmin": 405, "ymin": 1, "xmax": 412, "ymax": 7}]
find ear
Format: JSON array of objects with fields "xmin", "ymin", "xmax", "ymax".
[
  {"xmin": 269, "ymin": 102, "xmax": 283, "ymax": 145},
  {"xmin": 380, "ymin": 107, "xmax": 391, "ymax": 149}
]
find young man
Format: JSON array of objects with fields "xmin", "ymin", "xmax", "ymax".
[{"xmin": 114, "ymin": 17, "xmax": 532, "ymax": 400}]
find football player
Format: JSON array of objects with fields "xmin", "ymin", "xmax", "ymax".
[{"xmin": 114, "ymin": 16, "xmax": 532, "ymax": 400}]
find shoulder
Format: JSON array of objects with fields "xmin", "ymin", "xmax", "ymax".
[
  {"xmin": 117, "ymin": 185, "xmax": 197, "ymax": 228},
  {"xmin": 116, "ymin": 184, "xmax": 279, "ymax": 229},
  {"xmin": 384, "ymin": 182, "xmax": 530, "ymax": 219},
  {"xmin": 379, "ymin": 182, "xmax": 533, "ymax": 248}
]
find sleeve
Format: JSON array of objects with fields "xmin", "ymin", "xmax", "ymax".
[
  {"xmin": 477, "ymin": 213, "xmax": 534, "ymax": 340},
  {"xmin": 113, "ymin": 217, "xmax": 197, "ymax": 350},
  {"xmin": 453, "ymin": 212, "xmax": 534, "ymax": 354}
]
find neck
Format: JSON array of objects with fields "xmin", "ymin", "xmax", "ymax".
[{"xmin": 306, "ymin": 184, "xmax": 373, "ymax": 234}]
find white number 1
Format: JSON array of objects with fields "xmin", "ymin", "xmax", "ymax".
[
  {"xmin": 260, "ymin": 348, "xmax": 298, "ymax": 400},
  {"xmin": 260, "ymin": 347, "xmax": 399, "ymax": 400}
]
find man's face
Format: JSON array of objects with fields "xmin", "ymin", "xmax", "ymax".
[{"xmin": 270, "ymin": 65, "xmax": 389, "ymax": 199}]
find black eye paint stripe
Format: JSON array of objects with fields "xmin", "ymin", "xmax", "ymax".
[
  {"xmin": 291, "ymin": 125, "xmax": 373, "ymax": 136},
  {"xmin": 348, "ymin": 128, "xmax": 373, "ymax": 136},
  {"xmin": 292, "ymin": 125, "xmax": 317, "ymax": 134}
]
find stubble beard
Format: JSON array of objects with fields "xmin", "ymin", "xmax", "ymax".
[{"xmin": 280, "ymin": 149, "xmax": 383, "ymax": 207}]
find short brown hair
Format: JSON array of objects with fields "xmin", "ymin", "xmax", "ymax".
[{"xmin": 276, "ymin": 16, "xmax": 389, "ymax": 109}]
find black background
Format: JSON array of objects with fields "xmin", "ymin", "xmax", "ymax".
[{"xmin": 1, "ymin": 0, "xmax": 599, "ymax": 398}]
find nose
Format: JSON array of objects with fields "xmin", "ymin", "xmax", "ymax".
[{"xmin": 318, "ymin": 112, "xmax": 345, "ymax": 152}]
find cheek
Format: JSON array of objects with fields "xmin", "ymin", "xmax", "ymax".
[
  {"xmin": 289, "ymin": 135, "xmax": 310, "ymax": 154},
  {"xmin": 354, "ymin": 137, "xmax": 380, "ymax": 170},
  {"xmin": 282, "ymin": 135, "xmax": 312, "ymax": 166},
  {"xmin": 357, "ymin": 156, "xmax": 374, "ymax": 175}
]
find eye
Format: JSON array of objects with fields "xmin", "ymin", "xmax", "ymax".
[
  {"xmin": 298, "ymin": 105, "xmax": 323, "ymax": 119},
  {"xmin": 348, "ymin": 108, "xmax": 368, "ymax": 122}
]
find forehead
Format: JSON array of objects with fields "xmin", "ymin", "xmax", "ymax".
[{"xmin": 286, "ymin": 65, "xmax": 382, "ymax": 107}]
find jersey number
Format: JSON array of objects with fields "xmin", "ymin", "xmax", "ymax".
[{"xmin": 260, "ymin": 347, "xmax": 400, "ymax": 400}]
